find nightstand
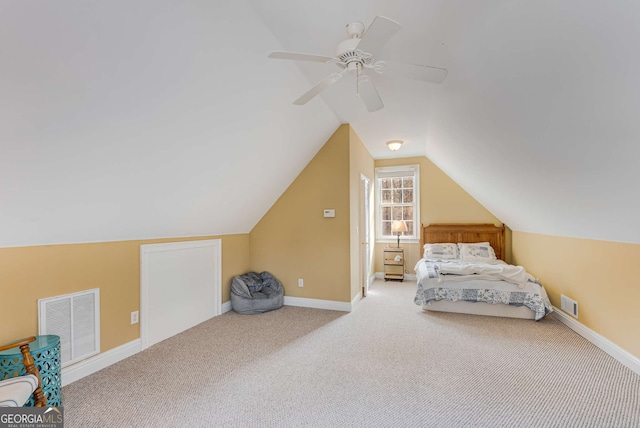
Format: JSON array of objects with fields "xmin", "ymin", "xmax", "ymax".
[{"xmin": 384, "ymin": 247, "xmax": 404, "ymax": 282}]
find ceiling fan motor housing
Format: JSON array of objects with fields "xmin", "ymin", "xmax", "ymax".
[
  {"xmin": 337, "ymin": 38, "xmax": 360, "ymax": 63},
  {"xmin": 337, "ymin": 38, "xmax": 373, "ymax": 71}
]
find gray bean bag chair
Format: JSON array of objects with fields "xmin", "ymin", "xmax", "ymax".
[{"xmin": 231, "ymin": 271, "xmax": 284, "ymax": 314}]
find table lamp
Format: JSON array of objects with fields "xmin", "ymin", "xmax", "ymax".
[{"xmin": 391, "ymin": 220, "xmax": 408, "ymax": 248}]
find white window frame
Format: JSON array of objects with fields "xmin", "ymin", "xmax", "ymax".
[{"xmin": 375, "ymin": 164, "xmax": 420, "ymax": 243}]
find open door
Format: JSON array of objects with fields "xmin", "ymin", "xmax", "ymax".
[{"xmin": 360, "ymin": 174, "xmax": 372, "ymax": 296}]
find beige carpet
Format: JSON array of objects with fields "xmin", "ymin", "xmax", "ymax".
[{"xmin": 63, "ymin": 280, "xmax": 640, "ymax": 427}]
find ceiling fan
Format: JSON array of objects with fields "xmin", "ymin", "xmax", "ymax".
[{"xmin": 268, "ymin": 16, "xmax": 448, "ymax": 112}]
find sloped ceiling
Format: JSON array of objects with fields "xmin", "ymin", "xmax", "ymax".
[
  {"xmin": 2, "ymin": 0, "xmax": 640, "ymax": 247},
  {"xmin": 422, "ymin": 1, "xmax": 640, "ymax": 244},
  {"xmin": 0, "ymin": 0, "xmax": 340, "ymax": 247}
]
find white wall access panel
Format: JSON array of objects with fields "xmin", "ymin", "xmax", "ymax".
[{"xmin": 140, "ymin": 239, "xmax": 221, "ymax": 349}]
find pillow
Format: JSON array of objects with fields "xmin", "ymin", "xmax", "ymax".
[
  {"xmin": 458, "ymin": 243, "xmax": 497, "ymax": 261},
  {"xmin": 423, "ymin": 243, "xmax": 459, "ymax": 260}
]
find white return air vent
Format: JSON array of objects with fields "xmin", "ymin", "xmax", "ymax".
[{"xmin": 39, "ymin": 288, "xmax": 100, "ymax": 367}]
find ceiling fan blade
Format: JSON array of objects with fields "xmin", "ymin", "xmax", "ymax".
[
  {"xmin": 357, "ymin": 16, "xmax": 401, "ymax": 56},
  {"xmin": 268, "ymin": 51, "xmax": 335, "ymax": 64},
  {"xmin": 357, "ymin": 75, "xmax": 384, "ymax": 112},
  {"xmin": 376, "ymin": 60, "xmax": 448, "ymax": 84},
  {"xmin": 293, "ymin": 72, "xmax": 345, "ymax": 105}
]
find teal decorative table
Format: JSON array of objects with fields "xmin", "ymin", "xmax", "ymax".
[{"xmin": 0, "ymin": 335, "xmax": 62, "ymax": 407}]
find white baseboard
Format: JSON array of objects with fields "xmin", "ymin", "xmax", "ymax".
[
  {"xmin": 552, "ymin": 306, "xmax": 640, "ymax": 376},
  {"xmin": 351, "ymin": 290, "xmax": 362, "ymax": 308},
  {"xmin": 222, "ymin": 300, "xmax": 232, "ymax": 314},
  {"xmin": 284, "ymin": 296, "xmax": 352, "ymax": 312},
  {"xmin": 62, "ymin": 339, "xmax": 142, "ymax": 386}
]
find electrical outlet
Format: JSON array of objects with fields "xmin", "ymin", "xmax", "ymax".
[
  {"xmin": 131, "ymin": 310, "xmax": 139, "ymax": 325},
  {"xmin": 298, "ymin": 278, "xmax": 304, "ymax": 287}
]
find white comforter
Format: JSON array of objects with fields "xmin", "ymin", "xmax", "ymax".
[{"xmin": 415, "ymin": 259, "xmax": 536, "ymax": 289}]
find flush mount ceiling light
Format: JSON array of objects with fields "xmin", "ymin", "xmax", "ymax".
[{"xmin": 386, "ymin": 140, "xmax": 403, "ymax": 151}]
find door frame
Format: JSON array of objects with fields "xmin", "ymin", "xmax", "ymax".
[{"xmin": 360, "ymin": 173, "xmax": 372, "ymax": 297}]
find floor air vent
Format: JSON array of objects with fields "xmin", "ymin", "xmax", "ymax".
[{"xmin": 38, "ymin": 288, "xmax": 100, "ymax": 367}]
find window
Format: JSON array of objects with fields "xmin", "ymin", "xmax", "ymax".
[{"xmin": 375, "ymin": 165, "xmax": 419, "ymax": 241}]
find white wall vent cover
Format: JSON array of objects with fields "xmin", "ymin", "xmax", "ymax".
[
  {"xmin": 38, "ymin": 288, "xmax": 100, "ymax": 367},
  {"xmin": 560, "ymin": 294, "xmax": 579, "ymax": 319}
]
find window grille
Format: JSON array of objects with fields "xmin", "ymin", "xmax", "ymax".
[{"xmin": 375, "ymin": 165, "xmax": 419, "ymax": 241}]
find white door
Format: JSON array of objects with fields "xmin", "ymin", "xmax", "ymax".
[{"xmin": 140, "ymin": 239, "xmax": 221, "ymax": 349}]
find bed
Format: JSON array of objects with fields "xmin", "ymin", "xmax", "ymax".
[{"xmin": 414, "ymin": 223, "xmax": 553, "ymax": 321}]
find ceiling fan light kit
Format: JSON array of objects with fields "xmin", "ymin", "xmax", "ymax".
[{"xmin": 268, "ymin": 16, "xmax": 448, "ymax": 113}]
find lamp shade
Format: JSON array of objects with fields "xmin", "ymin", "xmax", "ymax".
[{"xmin": 391, "ymin": 220, "xmax": 408, "ymax": 233}]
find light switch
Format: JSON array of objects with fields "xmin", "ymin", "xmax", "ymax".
[{"xmin": 323, "ymin": 209, "xmax": 335, "ymax": 218}]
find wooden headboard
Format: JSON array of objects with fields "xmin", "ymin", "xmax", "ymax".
[{"xmin": 420, "ymin": 223, "xmax": 506, "ymax": 261}]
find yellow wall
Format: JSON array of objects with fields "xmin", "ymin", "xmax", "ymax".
[
  {"xmin": 373, "ymin": 156, "xmax": 502, "ymax": 273},
  {"xmin": 512, "ymin": 232, "xmax": 640, "ymax": 359},
  {"xmin": 0, "ymin": 123, "xmax": 368, "ymax": 363},
  {"xmin": 0, "ymin": 234, "xmax": 250, "ymax": 351},
  {"xmin": 250, "ymin": 124, "xmax": 352, "ymax": 302},
  {"xmin": 348, "ymin": 126, "xmax": 375, "ymax": 300}
]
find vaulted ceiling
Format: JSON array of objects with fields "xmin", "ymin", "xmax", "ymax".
[{"xmin": 2, "ymin": 0, "xmax": 639, "ymax": 247}]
